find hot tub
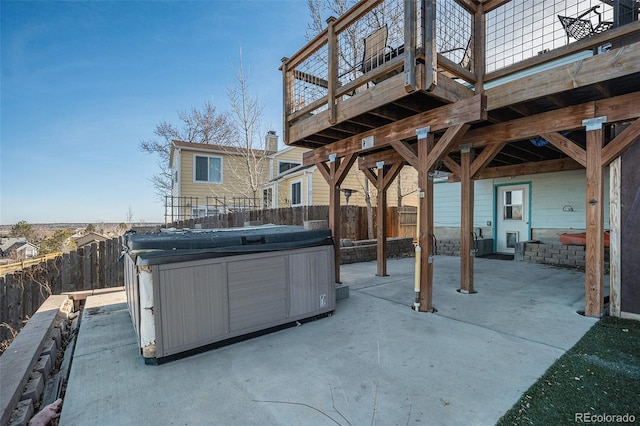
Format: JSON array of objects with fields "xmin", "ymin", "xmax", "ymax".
[{"xmin": 123, "ymin": 225, "xmax": 335, "ymax": 363}]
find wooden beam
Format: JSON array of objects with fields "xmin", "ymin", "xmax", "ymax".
[
  {"xmin": 282, "ymin": 58, "xmax": 292, "ymax": 145},
  {"xmin": 602, "ymin": 118, "xmax": 640, "ymax": 167},
  {"xmin": 316, "ymin": 153, "xmax": 356, "ymax": 284},
  {"xmin": 361, "ymin": 167, "xmax": 377, "ymax": 185},
  {"xmin": 454, "ymin": 0, "xmax": 478, "ymax": 14},
  {"xmin": 383, "ymin": 162, "xmax": 404, "ymax": 191},
  {"xmin": 610, "ymin": 157, "xmax": 621, "ymax": 317},
  {"xmin": 390, "ymin": 140, "xmax": 419, "ymax": 169},
  {"xmin": 485, "ymin": 40, "xmax": 640, "ymax": 111},
  {"xmin": 329, "ymin": 160, "xmax": 342, "ymax": 284},
  {"xmin": 316, "ymin": 161, "xmax": 331, "ymax": 183},
  {"xmin": 466, "ymin": 158, "xmax": 583, "ymax": 180},
  {"xmin": 480, "ymin": 0, "xmax": 511, "ymax": 13},
  {"xmin": 303, "ymin": 94, "xmax": 486, "ymax": 166},
  {"xmin": 463, "ymin": 92, "xmax": 640, "ymax": 149},
  {"xmin": 417, "ymin": 131, "xmax": 435, "ymax": 312},
  {"xmin": 463, "ymin": 103, "xmax": 594, "ymax": 149},
  {"xmin": 585, "ymin": 123, "xmax": 605, "ymax": 318},
  {"xmin": 326, "ymin": 17, "xmax": 337, "ymax": 125},
  {"xmin": 334, "ymin": 153, "xmax": 358, "ymax": 186},
  {"xmin": 442, "ymin": 156, "xmax": 461, "ymax": 176},
  {"xmin": 426, "ymin": 123, "xmax": 470, "ymax": 170},
  {"xmin": 376, "ymin": 166, "xmax": 388, "ymax": 277},
  {"xmin": 460, "ymin": 147, "xmax": 475, "ymax": 294},
  {"xmin": 473, "ymin": 3, "xmax": 486, "ymax": 92},
  {"xmin": 404, "ymin": 0, "xmax": 417, "ymax": 92},
  {"xmin": 423, "ymin": 0, "xmax": 437, "ymax": 91},
  {"xmin": 541, "ymin": 132, "xmax": 587, "ymax": 168},
  {"xmin": 470, "ymin": 141, "xmax": 506, "ymax": 177}
]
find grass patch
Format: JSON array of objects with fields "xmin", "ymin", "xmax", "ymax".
[{"xmin": 498, "ymin": 316, "xmax": 640, "ymax": 425}]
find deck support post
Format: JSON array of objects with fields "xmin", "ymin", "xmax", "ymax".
[
  {"xmin": 317, "ymin": 153, "xmax": 358, "ymax": 284},
  {"xmin": 363, "ymin": 161, "xmax": 404, "ymax": 277},
  {"xmin": 584, "ymin": 116, "xmax": 607, "ymax": 317},
  {"xmin": 459, "ymin": 144, "xmax": 476, "ymax": 294},
  {"xmin": 417, "ymin": 126, "xmax": 435, "ymax": 312}
]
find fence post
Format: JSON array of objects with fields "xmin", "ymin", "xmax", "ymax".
[
  {"xmin": 5, "ymin": 274, "xmax": 22, "ymax": 340},
  {"xmin": 83, "ymin": 246, "xmax": 92, "ymax": 290},
  {"xmin": 117, "ymin": 237, "xmax": 124, "ymax": 286},
  {"xmin": 76, "ymin": 247, "xmax": 84, "ymax": 291},
  {"xmin": 98, "ymin": 240, "xmax": 106, "ymax": 289},
  {"xmin": 91, "ymin": 243, "xmax": 98, "ymax": 289},
  {"xmin": 48, "ymin": 258, "xmax": 60, "ymax": 295},
  {"xmin": 62, "ymin": 253, "xmax": 71, "ymax": 292}
]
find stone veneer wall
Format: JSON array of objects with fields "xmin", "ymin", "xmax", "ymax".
[
  {"xmin": 340, "ymin": 238, "xmax": 414, "ymax": 264},
  {"xmin": 517, "ymin": 242, "xmax": 609, "ymax": 270}
]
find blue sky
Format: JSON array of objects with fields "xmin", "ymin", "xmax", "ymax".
[{"xmin": 1, "ymin": 0, "xmax": 312, "ymax": 224}]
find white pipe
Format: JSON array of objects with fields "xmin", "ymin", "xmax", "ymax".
[{"xmin": 414, "ymin": 188, "xmax": 423, "ymax": 311}]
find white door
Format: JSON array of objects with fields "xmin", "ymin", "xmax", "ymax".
[{"xmin": 496, "ymin": 184, "xmax": 530, "ymax": 254}]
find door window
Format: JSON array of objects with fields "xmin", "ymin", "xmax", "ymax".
[{"xmin": 503, "ymin": 189, "xmax": 523, "ymax": 220}]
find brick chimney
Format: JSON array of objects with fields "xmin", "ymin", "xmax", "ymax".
[{"xmin": 265, "ymin": 130, "xmax": 278, "ymax": 153}]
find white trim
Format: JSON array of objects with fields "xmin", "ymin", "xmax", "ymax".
[
  {"xmin": 277, "ymin": 159, "xmax": 303, "ymax": 177},
  {"xmin": 193, "ymin": 153, "xmax": 223, "ymax": 184},
  {"xmin": 306, "ymin": 172, "xmax": 313, "ymax": 206},
  {"xmin": 290, "ymin": 179, "xmax": 303, "ymax": 207}
]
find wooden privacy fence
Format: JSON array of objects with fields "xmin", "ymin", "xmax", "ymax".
[
  {"xmin": 0, "ymin": 237, "xmax": 124, "ymax": 345},
  {"xmin": 165, "ymin": 205, "xmax": 418, "ymax": 241}
]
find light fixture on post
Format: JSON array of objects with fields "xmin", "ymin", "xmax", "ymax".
[{"xmin": 341, "ymin": 188, "xmax": 358, "ymax": 205}]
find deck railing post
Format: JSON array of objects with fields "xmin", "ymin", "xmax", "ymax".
[
  {"xmin": 422, "ymin": 0, "xmax": 437, "ymax": 91},
  {"xmin": 404, "ymin": 0, "xmax": 416, "ymax": 92},
  {"xmin": 327, "ymin": 16, "xmax": 338, "ymax": 124},
  {"xmin": 474, "ymin": 3, "xmax": 485, "ymax": 91},
  {"xmin": 281, "ymin": 57, "xmax": 291, "ymax": 144}
]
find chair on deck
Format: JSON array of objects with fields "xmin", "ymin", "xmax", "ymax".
[
  {"xmin": 339, "ymin": 25, "xmax": 400, "ymax": 89},
  {"xmin": 440, "ymin": 38, "xmax": 473, "ymax": 71},
  {"xmin": 359, "ymin": 25, "xmax": 391, "ymax": 74},
  {"xmin": 558, "ymin": 5, "xmax": 614, "ymax": 44}
]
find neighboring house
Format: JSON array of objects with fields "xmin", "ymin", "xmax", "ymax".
[
  {"xmin": 262, "ymin": 146, "xmax": 419, "ymax": 209},
  {"xmin": 169, "ymin": 133, "xmax": 277, "ymax": 219},
  {"xmin": 2, "ymin": 240, "xmax": 39, "ymax": 261},
  {"xmin": 168, "ymin": 131, "xmax": 419, "ymax": 221},
  {"xmin": 433, "ymin": 168, "xmax": 609, "ymax": 254},
  {"xmin": 74, "ymin": 232, "xmax": 109, "ymax": 249},
  {"xmin": 0, "ymin": 237, "xmax": 27, "ymax": 258}
]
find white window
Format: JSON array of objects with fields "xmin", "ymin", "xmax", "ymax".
[
  {"xmin": 278, "ymin": 160, "xmax": 301, "ymax": 175},
  {"xmin": 263, "ymin": 188, "xmax": 273, "ymax": 208},
  {"xmin": 290, "ymin": 180, "xmax": 302, "ymax": 206},
  {"xmin": 194, "ymin": 155, "xmax": 222, "ymax": 183}
]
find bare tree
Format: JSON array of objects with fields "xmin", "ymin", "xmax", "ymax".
[
  {"xmin": 139, "ymin": 102, "xmax": 235, "ymax": 198},
  {"xmin": 224, "ymin": 48, "xmax": 269, "ymax": 203}
]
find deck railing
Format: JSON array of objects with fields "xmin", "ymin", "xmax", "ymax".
[
  {"xmin": 282, "ymin": 0, "xmax": 640, "ymax": 144},
  {"xmin": 282, "ymin": 0, "xmax": 475, "ymax": 141}
]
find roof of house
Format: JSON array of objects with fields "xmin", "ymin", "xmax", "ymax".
[
  {"xmin": 169, "ymin": 140, "xmax": 276, "ymax": 168},
  {"xmin": 74, "ymin": 232, "xmax": 109, "ymax": 248},
  {"xmin": 0, "ymin": 238, "xmax": 27, "ymax": 252},
  {"xmin": 3, "ymin": 241, "xmax": 36, "ymax": 253}
]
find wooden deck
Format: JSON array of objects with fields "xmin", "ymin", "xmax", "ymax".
[{"xmin": 280, "ymin": 0, "xmax": 640, "ymax": 318}]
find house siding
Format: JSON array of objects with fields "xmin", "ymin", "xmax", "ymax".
[
  {"xmin": 433, "ymin": 169, "xmax": 610, "ymax": 242},
  {"xmin": 179, "ymin": 150, "xmax": 269, "ymax": 201}
]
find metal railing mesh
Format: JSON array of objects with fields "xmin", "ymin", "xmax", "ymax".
[{"xmin": 486, "ymin": 0, "xmax": 615, "ymax": 73}]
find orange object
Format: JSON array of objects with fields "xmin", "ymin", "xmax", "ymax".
[{"xmin": 559, "ymin": 231, "xmax": 610, "ymax": 247}]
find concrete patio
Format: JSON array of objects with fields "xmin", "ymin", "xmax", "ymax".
[{"xmin": 60, "ymin": 256, "xmax": 601, "ymax": 425}]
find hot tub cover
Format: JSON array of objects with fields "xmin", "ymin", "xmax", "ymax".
[{"xmin": 125, "ymin": 225, "xmax": 333, "ymax": 266}]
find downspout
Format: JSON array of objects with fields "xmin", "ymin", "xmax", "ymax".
[{"xmin": 414, "ymin": 188, "xmax": 424, "ymax": 311}]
